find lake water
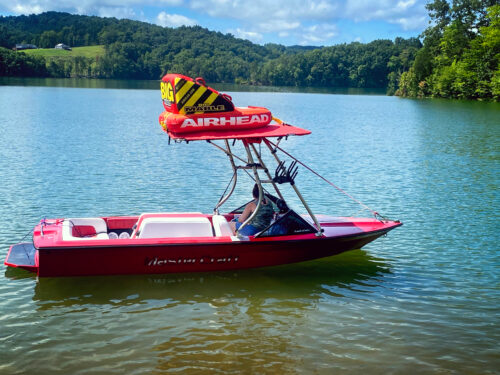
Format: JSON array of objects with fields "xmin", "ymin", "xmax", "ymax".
[{"xmin": 0, "ymin": 80, "xmax": 499, "ymax": 374}]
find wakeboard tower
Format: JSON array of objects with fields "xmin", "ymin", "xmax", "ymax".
[{"xmin": 4, "ymin": 74, "xmax": 402, "ymax": 277}]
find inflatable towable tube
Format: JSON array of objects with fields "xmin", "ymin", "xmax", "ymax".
[{"xmin": 159, "ymin": 74, "xmax": 272, "ymax": 134}]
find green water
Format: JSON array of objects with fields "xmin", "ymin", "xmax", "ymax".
[
  {"xmin": 0, "ymin": 79, "xmax": 499, "ymax": 374},
  {"xmin": 0, "ymin": 77, "xmax": 386, "ymax": 95}
]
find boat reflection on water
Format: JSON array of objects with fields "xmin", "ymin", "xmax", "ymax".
[{"xmin": 27, "ymin": 250, "xmax": 390, "ymax": 309}]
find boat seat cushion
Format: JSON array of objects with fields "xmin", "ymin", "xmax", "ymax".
[
  {"xmin": 136, "ymin": 217, "xmax": 213, "ymax": 238},
  {"xmin": 212, "ymin": 215, "xmax": 233, "ymax": 237},
  {"xmin": 62, "ymin": 218, "xmax": 109, "ymax": 241}
]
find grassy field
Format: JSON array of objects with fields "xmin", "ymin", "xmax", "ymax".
[{"xmin": 23, "ymin": 45, "xmax": 105, "ymax": 59}]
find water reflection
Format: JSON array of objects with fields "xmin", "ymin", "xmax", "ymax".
[
  {"xmin": 30, "ymin": 251, "xmax": 389, "ymax": 309},
  {"xmin": 0, "ymin": 77, "xmax": 160, "ymax": 90},
  {"xmin": 17, "ymin": 251, "xmax": 386, "ymax": 373},
  {"xmin": 0, "ymin": 77, "xmax": 387, "ymax": 96},
  {"xmin": 153, "ymin": 325, "xmax": 301, "ymax": 373}
]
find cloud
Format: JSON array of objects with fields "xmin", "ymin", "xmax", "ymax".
[
  {"xmin": 190, "ymin": 0, "xmax": 338, "ymax": 22},
  {"xmin": 232, "ymin": 28, "xmax": 263, "ymax": 43},
  {"xmin": 188, "ymin": 0, "xmax": 340, "ymax": 44},
  {"xmin": 10, "ymin": 3, "xmax": 44, "ymax": 14},
  {"xmin": 156, "ymin": 11, "xmax": 197, "ymax": 27},
  {"xmin": 257, "ymin": 20, "xmax": 300, "ymax": 33},
  {"xmin": 343, "ymin": 0, "xmax": 427, "ymax": 30},
  {"xmin": 190, "ymin": 0, "xmax": 427, "ymax": 33},
  {"xmin": 394, "ymin": 15, "xmax": 427, "ymax": 30},
  {"xmin": 0, "ymin": 0, "xmax": 184, "ymax": 16},
  {"xmin": 187, "ymin": 0, "xmax": 427, "ymax": 45},
  {"xmin": 300, "ymin": 23, "xmax": 338, "ymax": 45},
  {"xmin": 96, "ymin": 6, "xmax": 137, "ymax": 19}
]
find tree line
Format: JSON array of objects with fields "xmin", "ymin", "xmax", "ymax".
[
  {"xmin": 398, "ymin": 1, "xmax": 499, "ymax": 100},
  {"xmin": 0, "ymin": 11, "xmax": 420, "ymax": 91},
  {"xmin": 2, "ymin": 5, "xmax": 497, "ymax": 101},
  {"xmin": 0, "ymin": 46, "xmax": 47, "ymax": 76}
]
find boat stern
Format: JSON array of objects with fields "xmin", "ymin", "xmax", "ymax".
[{"xmin": 4, "ymin": 242, "xmax": 38, "ymax": 274}]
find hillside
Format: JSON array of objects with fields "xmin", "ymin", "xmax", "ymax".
[
  {"xmin": 0, "ymin": 11, "xmax": 420, "ymax": 89},
  {"xmin": 23, "ymin": 45, "xmax": 105, "ymax": 59}
]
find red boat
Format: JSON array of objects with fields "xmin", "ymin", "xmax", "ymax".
[{"xmin": 5, "ymin": 75, "xmax": 401, "ymax": 277}]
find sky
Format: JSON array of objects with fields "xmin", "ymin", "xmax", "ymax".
[{"xmin": 0, "ymin": 0, "xmax": 431, "ymax": 46}]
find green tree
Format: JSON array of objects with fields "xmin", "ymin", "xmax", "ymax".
[
  {"xmin": 399, "ymin": 2, "xmax": 499, "ymax": 100},
  {"xmin": 39, "ymin": 30, "xmax": 59, "ymax": 48}
]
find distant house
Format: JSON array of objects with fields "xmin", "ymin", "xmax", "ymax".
[
  {"xmin": 14, "ymin": 44, "xmax": 37, "ymax": 50},
  {"xmin": 55, "ymin": 43, "xmax": 72, "ymax": 51}
]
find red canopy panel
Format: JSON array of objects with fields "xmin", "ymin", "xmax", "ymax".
[{"xmin": 165, "ymin": 123, "xmax": 311, "ymax": 141}]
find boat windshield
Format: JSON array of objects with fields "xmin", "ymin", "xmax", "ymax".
[{"xmin": 256, "ymin": 210, "xmax": 317, "ymax": 237}]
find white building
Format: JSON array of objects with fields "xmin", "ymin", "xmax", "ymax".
[{"xmin": 55, "ymin": 43, "xmax": 72, "ymax": 51}]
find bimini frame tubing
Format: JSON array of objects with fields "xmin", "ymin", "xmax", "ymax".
[
  {"xmin": 249, "ymin": 143, "xmax": 285, "ymax": 201},
  {"xmin": 209, "ymin": 137, "xmax": 323, "ymax": 237},
  {"xmin": 213, "ymin": 139, "xmax": 239, "ymax": 215},
  {"xmin": 263, "ymin": 138, "xmax": 323, "ymax": 236}
]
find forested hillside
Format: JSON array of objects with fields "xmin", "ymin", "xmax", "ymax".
[
  {"xmin": 0, "ymin": 11, "xmax": 420, "ymax": 90},
  {"xmin": 0, "ymin": 46, "xmax": 47, "ymax": 76},
  {"xmin": 398, "ymin": 1, "xmax": 499, "ymax": 100}
]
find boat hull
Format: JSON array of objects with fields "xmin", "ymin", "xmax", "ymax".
[{"xmin": 7, "ymin": 227, "xmax": 396, "ymax": 277}]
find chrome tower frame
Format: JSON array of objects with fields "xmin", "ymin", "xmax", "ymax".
[{"xmin": 210, "ymin": 138, "xmax": 322, "ymax": 236}]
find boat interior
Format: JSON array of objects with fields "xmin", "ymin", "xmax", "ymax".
[
  {"xmin": 62, "ymin": 213, "xmax": 232, "ymax": 241},
  {"xmin": 59, "ymin": 209, "xmax": 319, "ymax": 241}
]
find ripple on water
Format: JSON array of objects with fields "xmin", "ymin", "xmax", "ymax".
[{"xmin": 0, "ymin": 87, "xmax": 499, "ymax": 374}]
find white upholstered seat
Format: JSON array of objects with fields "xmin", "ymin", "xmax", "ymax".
[
  {"xmin": 62, "ymin": 218, "xmax": 109, "ymax": 241},
  {"xmin": 212, "ymin": 215, "xmax": 233, "ymax": 237},
  {"xmin": 136, "ymin": 216, "xmax": 213, "ymax": 238}
]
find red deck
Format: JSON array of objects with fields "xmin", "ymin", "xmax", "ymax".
[{"xmin": 166, "ymin": 122, "xmax": 311, "ymax": 141}]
